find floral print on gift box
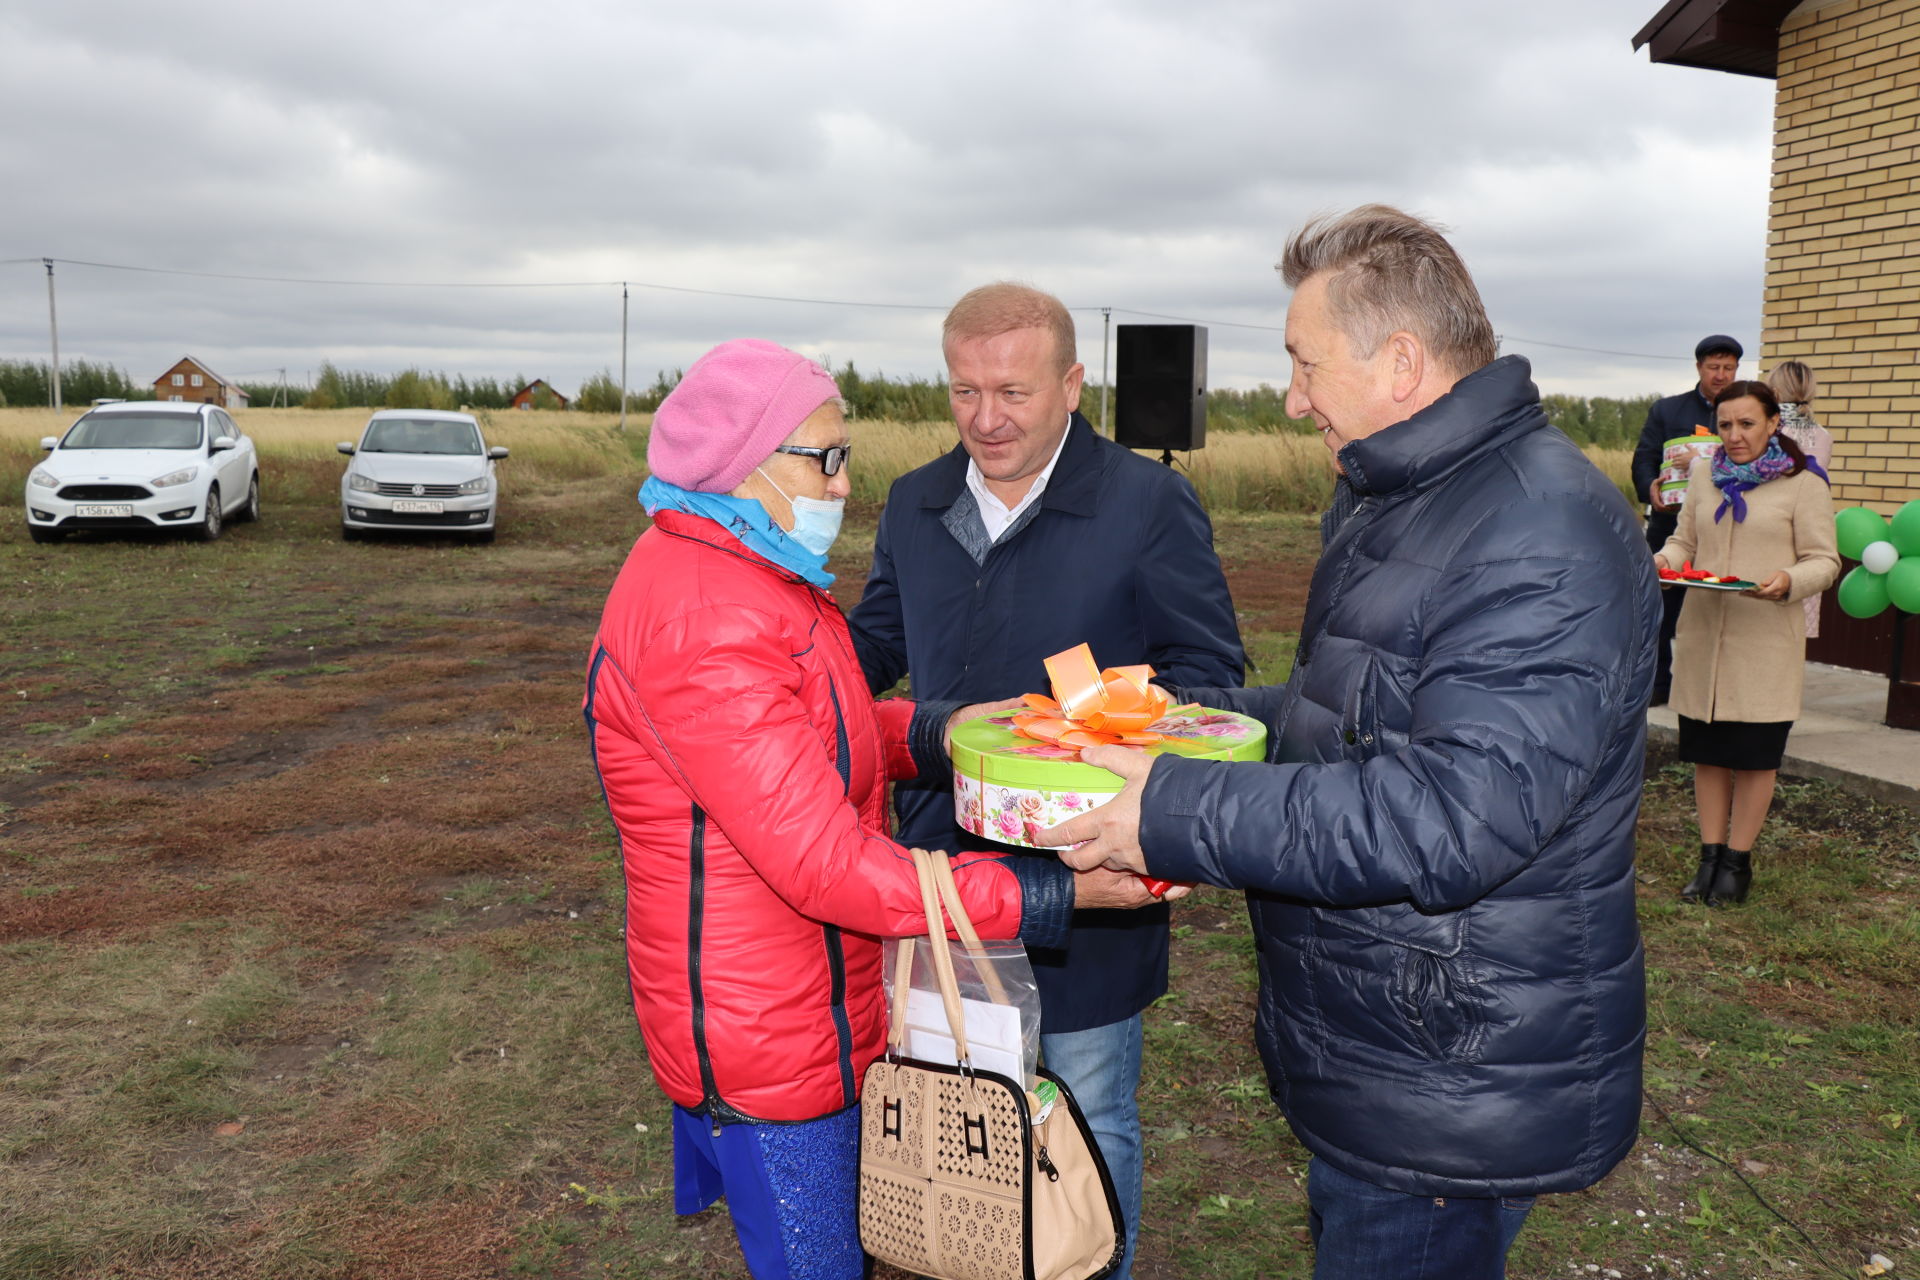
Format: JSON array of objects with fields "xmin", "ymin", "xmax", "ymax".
[
  {"xmin": 955, "ymin": 772, "xmax": 1114, "ymax": 851},
  {"xmin": 952, "ymin": 705, "xmax": 1264, "ymax": 849}
]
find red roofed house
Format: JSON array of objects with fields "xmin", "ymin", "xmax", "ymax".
[
  {"xmin": 509, "ymin": 379, "xmax": 569, "ymax": 410},
  {"xmin": 152, "ymin": 355, "xmax": 249, "ymax": 410}
]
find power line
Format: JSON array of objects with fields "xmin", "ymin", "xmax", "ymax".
[
  {"xmin": 1500, "ymin": 333, "xmax": 1692, "ymax": 362},
  {"xmin": 1111, "ymin": 305, "xmax": 1285, "ymax": 333},
  {"xmin": 45, "ymin": 256, "xmax": 618, "ymax": 290},
  {"xmin": 9, "ymin": 254, "xmax": 1695, "ymax": 363}
]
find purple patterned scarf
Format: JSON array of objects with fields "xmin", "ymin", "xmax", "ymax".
[{"xmin": 1711, "ymin": 435, "xmax": 1828, "ymax": 523}]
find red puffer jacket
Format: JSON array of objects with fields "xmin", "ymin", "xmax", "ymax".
[{"xmin": 585, "ymin": 510, "xmax": 1026, "ymax": 1124}]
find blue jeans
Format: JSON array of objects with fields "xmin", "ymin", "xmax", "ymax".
[
  {"xmin": 1308, "ymin": 1157, "xmax": 1533, "ymax": 1280},
  {"xmin": 1041, "ymin": 1015, "xmax": 1143, "ymax": 1280}
]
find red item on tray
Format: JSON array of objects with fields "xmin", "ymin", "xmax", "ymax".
[{"xmin": 1657, "ymin": 559, "xmax": 1735, "ymax": 583}]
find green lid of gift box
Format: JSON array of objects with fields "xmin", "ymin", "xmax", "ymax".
[{"xmin": 949, "ymin": 707, "xmax": 1267, "ymax": 790}]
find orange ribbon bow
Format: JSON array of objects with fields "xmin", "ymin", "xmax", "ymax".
[{"xmin": 1010, "ymin": 644, "xmax": 1174, "ymax": 752}]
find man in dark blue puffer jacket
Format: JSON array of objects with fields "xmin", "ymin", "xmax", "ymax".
[{"xmin": 1043, "ymin": 205, "xmax": 1658, "ymax": 1279}]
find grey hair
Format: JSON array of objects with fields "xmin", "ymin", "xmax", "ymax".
[
  {"xmin": 1765, "ymin": 360, "xmax": 1816, "ymax": 406},
  {"xmin": 1278, "ymin": 204, "xmax": 1498, "ymax": 377}
]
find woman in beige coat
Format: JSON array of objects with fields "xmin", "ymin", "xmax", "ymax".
[{"xmin": 1655, "ymin": 381, "xmax": 1838, "ymax": 906}]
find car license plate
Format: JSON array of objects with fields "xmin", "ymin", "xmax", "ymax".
[
  {"xmin": 76, "ymin": 504, "xmax": 134, "ymax": 517},
  {"xmin": 391, "ymin": 500, "xmax": 444, "ymax": 514}
]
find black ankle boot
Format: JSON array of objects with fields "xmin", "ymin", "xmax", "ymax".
[
  {"xmin": 1706, "ymin": 849, "xmax": 1752, "ymax": 906},
  {"xmin": 1681, "ymin": 844, "xmax": 1724, "ymax": 902}
]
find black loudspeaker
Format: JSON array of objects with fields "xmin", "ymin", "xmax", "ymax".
[{"xmin": 1115, "ymin": 324, "xmax": 1207, "ymax": 452}]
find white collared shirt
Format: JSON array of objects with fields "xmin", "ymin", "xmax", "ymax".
[{"xmin": 965, "ymin": 416, "xmax": 1073, "ymax": 543}]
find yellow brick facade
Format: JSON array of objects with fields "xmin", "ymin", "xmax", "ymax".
[{"xmin": 1766, "ymin": 0, "xmax": 1920, "ymax": 512}]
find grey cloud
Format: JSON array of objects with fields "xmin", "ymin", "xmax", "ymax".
[{"xmin": 2, "ymin": 0, "xmax": 1777, "ymax": 400}]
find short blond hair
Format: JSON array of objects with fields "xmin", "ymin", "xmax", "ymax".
[
  {"xmin": 1766, "ymin": 360, "xmax": 1817, "ymax": 406},
  {"xmin": 943, "ymin": 282, "xmax": 1077, "ymax": 374},
  {"xmin": 1279, "ymin": 204, "xmax": 1498, "ymax": 377}
]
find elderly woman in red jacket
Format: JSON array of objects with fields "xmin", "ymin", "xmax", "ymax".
[{"xmin": 584, "ymin": 340, "xmax": 1151, "ymax": 1280}]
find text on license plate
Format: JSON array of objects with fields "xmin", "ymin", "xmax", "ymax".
[
  {"xmin": 391, "ymin": 500, "xmax": 444, "ymax": 514},
  {"xmin": 76, "ymin": 504, "xmax": 134, "ymax": 517}
]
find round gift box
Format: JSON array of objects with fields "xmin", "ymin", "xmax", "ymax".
[{"xmin": 950, "ymin": 707, "xmax": 1267, "ymax": 850}]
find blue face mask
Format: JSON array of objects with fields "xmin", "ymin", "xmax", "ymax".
[{"xmin": 757, "ymin": 468, "xmax": 845, "ymax": 556}]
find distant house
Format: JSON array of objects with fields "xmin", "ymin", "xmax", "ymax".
[
  {"xmin": 152, "ymin": 356, "xmax": 249, "ymax": 410},
  {"xmin": 509, "ymin": 379, "xmax": 569, "ymax": 410}
]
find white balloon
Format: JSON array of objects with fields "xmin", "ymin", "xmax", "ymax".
[{"xmin": 1862, "ymin": 540, "xmax": 1900, "ymax": 574}]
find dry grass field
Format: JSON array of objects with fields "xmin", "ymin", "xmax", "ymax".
[{"xmin": 0, "ymin": 406, "xmax": 1632, "ymax": 516}]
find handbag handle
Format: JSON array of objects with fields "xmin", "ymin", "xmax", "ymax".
[
  {"xmin": 888, "ymin": 848, "xmax": 1021, "ymax": 1061},
  {"xmin": 892, "ymin": 848, "xmax": 971, "ymax": 1063},
  {"xmin": 924, "ymin": 849, "xmax": 1009, "ymax": 1006}
]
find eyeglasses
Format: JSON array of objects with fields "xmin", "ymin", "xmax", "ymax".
[{"xmin": 773, "ymin": 443, "xmax": 851, "ymax": 476}]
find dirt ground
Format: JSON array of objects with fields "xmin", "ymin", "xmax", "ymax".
[{"xmin": 3, "ymin": 487, "xmax": 1913, "ymax": 1280}]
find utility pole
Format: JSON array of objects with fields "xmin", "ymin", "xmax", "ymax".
[
  {"xmin": 619, "ymin": 282, "xmax": 630, "ymax": 434},
  {"xmin": 43, "ymin": 258, "xmax": 61, "ymax": 415},
  {"xmin": 277, "ymin": 367, "xmax": 288, "ymax": 409},
  {"xmin": 1099, "ymin": 307, "xmax": 1112, "ymax": 436}
]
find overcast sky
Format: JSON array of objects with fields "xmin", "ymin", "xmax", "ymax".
[{"xmin": 0, "ymin": 0, "xmax": 1779, "ymax": 404}]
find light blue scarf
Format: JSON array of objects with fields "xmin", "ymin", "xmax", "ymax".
[{"xmin": 639, "ymin": 475, "xmax": 834, "ymax": 588}]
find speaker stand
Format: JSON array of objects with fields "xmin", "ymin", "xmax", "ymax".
[{"xmin": 1159, "ymin": 449, "xmax": 1174, "ymax": 467}]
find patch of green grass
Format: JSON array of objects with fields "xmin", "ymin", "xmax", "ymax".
[
  {"xmin": 1243, "ymin": 629, "xmax": 1297, "ymax": 683},
  {"xmin": 113, "ymin": 1047, "xmax": 252, "ymax": 1125}
]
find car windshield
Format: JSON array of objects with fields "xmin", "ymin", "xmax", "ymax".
[
  {"xmin": 360, "ymin": 419, "xmax": 481, "ymax": 455},
  {"xmin": 62, "ymin": 413, "xmax": 203, "ymax": 450}
]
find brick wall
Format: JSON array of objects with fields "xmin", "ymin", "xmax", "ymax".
[{"xmin": 1767, "ymin": 0, "xmax": 1920, "ymax": 513}]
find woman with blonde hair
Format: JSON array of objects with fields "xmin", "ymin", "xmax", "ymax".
[{"xmin": 1766, "ymin": 360, "xmax": 1835, "ymax": 637}]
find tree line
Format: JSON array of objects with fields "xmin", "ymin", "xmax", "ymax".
[
  {"xmin": 0, "ymin": 359, "xmax": 149, "ymax": 407},
  {"xmin": 0, "ymin": 357, "xmax": 1663, "ymax": 445}
]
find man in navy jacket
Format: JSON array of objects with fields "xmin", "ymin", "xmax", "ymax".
[
  {"xmin": 850, "ymin": 282, "xmax": 1244, "ymax": 1278},
  {"xmin": 1045, "ymin": 209, "xmax": 1655, "ymax": 1278},
  {"xmin": 1630, "ymin": 334, "xmax": 1742, "ymax": 703}
]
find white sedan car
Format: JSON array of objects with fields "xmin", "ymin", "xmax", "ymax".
[
  {"xmin": 337, "ymin": 409, "xmax": 507, "ymax": 543},
  {"xmin": 24, "ymin": 400, "xmax": 261, "ymax": 544}
]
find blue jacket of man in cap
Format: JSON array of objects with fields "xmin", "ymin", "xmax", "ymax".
[{"xmin": 1629, "ymin": 335, "xmax": 1740, "ymax": 699}]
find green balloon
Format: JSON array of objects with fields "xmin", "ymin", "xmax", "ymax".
[
  {"xmin": 1838, "ymin": 565, "xmax": 1892, "ymax": 619},
  {"xmin": 1891, "ymin": 500, "xmax": 1920, "ymax": 558},
  {"xmin": 1836, "ymin": 506, "xmax": 1891, "ymax": 560},
  {"xmin": 1888, "ymin": 556, "xmax": 1920, "ymax": 614}
]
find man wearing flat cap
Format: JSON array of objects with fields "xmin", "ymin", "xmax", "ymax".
[{"xmin": 1632, "ymin": 334, "xmax": 1742, "ymax": 705}]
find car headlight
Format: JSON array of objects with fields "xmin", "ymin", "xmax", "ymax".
[
  {"xmin": 150, "ymin": 466, "xmax": 199, "ymax": 488},
  {"xmin": 29, "ymin": 469, "xmax": 57, "ymax": 489},
  {"xmin": 348, "ymin": 473, "xmax": 379, "ymax": 493},
  {"xmin": 455, "ymin": 476, "xmax": 489, "ymax": 495}
]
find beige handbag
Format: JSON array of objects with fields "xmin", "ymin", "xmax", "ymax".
[{"xmin": 858, "ymin": 848, "xmax": 1124, "ymax": 1280}]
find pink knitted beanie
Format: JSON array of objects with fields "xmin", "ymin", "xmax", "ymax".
[{"xmin": 647, "ymin": 339, "xmax": 841, "ymax": 493}]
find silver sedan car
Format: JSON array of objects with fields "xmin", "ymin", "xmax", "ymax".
[{"xmin": 337, "ymin": 410, "xmax": 507, "ymax": 543}]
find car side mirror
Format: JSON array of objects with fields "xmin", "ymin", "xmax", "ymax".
[
  {"xmin": 488, "ymin": 446, "xmax": 509, "ymax": 460},
  {"xmin": 210, "ymin": 436, "xmax": 235, "ymax": 452},
  {"xmin": 337, "ymin": 442, "xmax": 356, "ymax": 455},
  {"xmin": 40, "ymin": 436, "xmax": 58, "ymax": 451}
]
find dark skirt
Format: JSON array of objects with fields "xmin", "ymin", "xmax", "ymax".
[{"xmin": 1677, "ymin": 714, "xmax": 1793, "ymax": 771}]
